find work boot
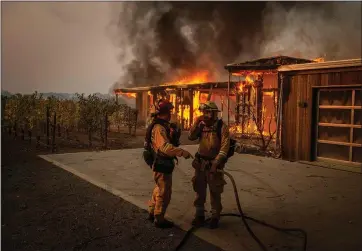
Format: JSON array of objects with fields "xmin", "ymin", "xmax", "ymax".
[
  {"xmin": 191, "ymin": 216, "xmax": 205, "ymax": 227},
  {"xmin": 146, "ymin": 213, "xmax": 155, "ymax": 223},
  {"xmin": 209, "ymin": 218, "xmax": 219, "ymax": 229},
  {"xmin": 154, "ymin": 219, "xmax": 174, "ymax": 229}
]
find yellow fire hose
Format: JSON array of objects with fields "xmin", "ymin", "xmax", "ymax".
[{"xmin": 175, "ymin": 168, "xmax": 308, "ymax": 251}]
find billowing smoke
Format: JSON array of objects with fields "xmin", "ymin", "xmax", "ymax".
[
  {"xmin": 108, "ymin": 2, "xmax": 361, "ymax": 88},
  {"xmin": 261, "ymin": 2, "xmax": 362, "ymax": 60}
]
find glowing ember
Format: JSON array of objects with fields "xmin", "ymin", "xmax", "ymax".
[{"xmin": 161, "ymin": 71, "xmax": 209, "ymax": 86}]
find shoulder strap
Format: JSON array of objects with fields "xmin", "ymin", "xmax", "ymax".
[
  {"xmin": 145, "ymin": 119, "xmax": 171, "ymax": 146},
  {"xmin": 216, "ymin": 119, "xmax": 223, "ymax": 140},
  {"xmin": 145, "ymin": 121, "xmax": 157, "ymax": 147}
]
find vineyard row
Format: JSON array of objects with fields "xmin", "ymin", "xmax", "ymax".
[{"xmin": 1, "ymin": 92, "xmax": 139, "ymax": 150}]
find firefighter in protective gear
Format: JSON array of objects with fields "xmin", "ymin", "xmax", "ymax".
[
  {"xmin": 188, "ymin": 101, "xmax": 230, "ymax": 229},
  {"xmin": 147, "ymin": 99, "xmax": 193, "ymax": 228}
]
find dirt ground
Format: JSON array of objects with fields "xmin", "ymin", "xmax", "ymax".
[{"xmin": 1, "ymin": 135, "xmax": 219, "ymax": 251}]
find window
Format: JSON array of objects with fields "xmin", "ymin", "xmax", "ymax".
[{"xmin": 317, "ymin": 88, "xmax": 362, "ymax": 164}]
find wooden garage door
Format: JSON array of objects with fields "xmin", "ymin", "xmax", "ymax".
[{"xmin": 316, "ymin": 87, "xmax": 362, "ymax": 164}]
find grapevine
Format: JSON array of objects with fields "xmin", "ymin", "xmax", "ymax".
[{"xmin": 2, "ymin": 92, "xmax": 138, "ymax": 149}]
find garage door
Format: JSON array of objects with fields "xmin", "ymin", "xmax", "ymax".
[{"xmin": 316, "ymin": 87, "xmax": 362, "ymax": 164}]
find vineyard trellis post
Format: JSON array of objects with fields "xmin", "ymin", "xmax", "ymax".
[
  {"xmin": 46, "ymin": 106, "xmax": 50, "ymax": 146},
  {"xmin": 52, "ymin": 112, "xmax": 56, "ymax": 153},
  {"xmin": 104, "ymin": 113, "xmax": 108, "ymax": 149}
]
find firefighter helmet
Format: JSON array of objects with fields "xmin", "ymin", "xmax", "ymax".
[
  {"xmin": 156, "ymin": 99, "xmax": 174, "ymax": 114},
  {"xmin": 198, "ymin": 101, "xmax": 220, "ymax": 112}
]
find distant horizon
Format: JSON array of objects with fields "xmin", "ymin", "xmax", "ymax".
[{"xmin": 1, "ymin": 89, "xmax": 115, "ymax": 96}]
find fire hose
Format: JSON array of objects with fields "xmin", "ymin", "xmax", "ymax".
[{"xmin": 174, "ymin": 169, "xmax": 308, "ymax": 251}]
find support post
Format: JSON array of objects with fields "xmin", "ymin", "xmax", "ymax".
[
  {"xmin": 227, "ymin": 72, "xmax": 231, "ymax": 126},
  {"xmin": 46, "ymin": 106, "xmax": 50, "ymax": 146},
  {"xmin": 189, "ymin": 89, "xmax": 194, "ymax": 127},
  {"xmin": 276, "ymin": 74, "xmax": 284, "ymax": 152},
  {"xmin": 180, "ymin": 89, "xmax": 184, "ymax": 130},
  {"xmin": 104, "ymin": 113, "xmax": 108, "ymax": 149},
  {"xmin": 236, "ymin": 92, "xmax": 240, "ymax": 125}
]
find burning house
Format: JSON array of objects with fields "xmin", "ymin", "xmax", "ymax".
[
  {"xmin": 115, "ymin": 79, "xmax": 238, "ymax": 130},
  {"xmin": 224, "ymin": 56, "xmax": 313, "ymax": 138},
  {"xmin": 115, "ymin": 56, "xmax": 362, "ymax": 166},
  {"xmin": 115, "ymin": 56, "xmax": 313, "ymax": 133}
]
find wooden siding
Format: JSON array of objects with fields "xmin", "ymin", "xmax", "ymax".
[{"xmin": 281, "ymin": 66, "xmax": 362, "ymax": 161}]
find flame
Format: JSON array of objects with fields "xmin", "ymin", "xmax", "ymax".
[
  {"xmin": 177, "ymin": 105, "xmax": 191, "ymax": 129},
  {"xmin": 232, "ymin": 72, "xmax": 277, "ymax": 138},
  {"xmin": 232, "ymin": 71, "xmax": 276, "ymax": 77},
  {"xmin": 117, "ymin": 92, "xmax": 136, "ymax": 99},
  {"xmin": 161, "ymin": 71, "xmax": 209, "ymax": 86},
  {"xmin": 170, "ymin": 94, "xmax": 177, "ymax": 114},
  {"xmin": 313, "ymin": 57, "xmax": 325, "ymax": 63},
  {"xmin": 192, "ymin": 91, "xmax": 209, "ymax": 121},
  {"xmin": 263, "ymin": 91, "xmax": 274, "ymax": 97}
]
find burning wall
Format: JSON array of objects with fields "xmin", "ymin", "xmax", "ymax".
[
  {"xmin": 114, "ymin": 55, "xmax": 327, "ymax": 134},
  {"xmin": 230, "ymin": 71, "xmax": 278, "ymax": 137}
]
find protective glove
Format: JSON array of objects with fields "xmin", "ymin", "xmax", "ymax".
[
  {"xmin": 182, "ymin": 150, "xmax": 193, "ymax": 159},
  {"xmin": 209, "ymin": 159, "xmax": 220, "ymax": 174}
]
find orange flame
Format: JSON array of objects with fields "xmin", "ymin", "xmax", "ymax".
[
  {"xmin": 192, "ymin": 91, "xmax": 209, "ymax": 122},
  {"xmin": 116, "ymin": 92, "xmax": 136, "ymax": 99},
  {"xmin": 232, "ymin": 71, "xmax": 277, "ymax": 137},
  {"xmin": 161, "ymin": 71, "xmax": 209, "ymax": 86},
  {"xmin": 313, "ymin": 57, "xmax": 325, "ymax": 63}
]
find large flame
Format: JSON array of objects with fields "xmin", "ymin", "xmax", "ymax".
[
  {"xmin": 116, "ymin": 92, "xmax": 136, "ymax": 99},
  {"xmin": 313, "ymin": 57, "xmax": 325, "ymax": 63},
  {"xmin": 231, "ymin": 71, "xmax": 277, "ymax": 138},
  {"xmin": 161, "ymin": 71, "xmax": 209, "ymax": 86},
  {"xmin": 193, "ymin": 91, "xmax": 209, "ymax": 121}
]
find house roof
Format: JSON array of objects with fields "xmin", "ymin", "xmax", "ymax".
[
  {"xmin": 114, "ymin": 81, "xmax": 238, "ymax": 93},
  {"xmin": 278, "ymin": 58, "xmax": 362, "ymax": 72},
  {"xmin": 224, "ymin": 56, "xmax": 313, "ymax": 72}
]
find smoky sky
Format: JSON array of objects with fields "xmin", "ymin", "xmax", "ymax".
[
  {"xmin": 109, "ymin": 1, "xmax": 361, "ymax": 88},
  {"xmin": 1, "ymin": 2, "xmax": 361, "ymax": 95},
  {"xmin": 1, "ymin": 2, "xmax": 121, "ymax": 94}
]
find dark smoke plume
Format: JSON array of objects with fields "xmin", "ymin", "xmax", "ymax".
[{"xmin": 108, "ymin": 2, "xmax": 361, "ymax": 88}]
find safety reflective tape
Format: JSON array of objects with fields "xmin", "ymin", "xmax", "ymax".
[{"xmin": 219, "ymin": 151, "xmax": 227, "ymax": 157}]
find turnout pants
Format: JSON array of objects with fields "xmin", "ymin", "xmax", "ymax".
[
  {"xmin": 148, "ymin": 171, "xmax": 172, "ymax": 222},
  {"xmin": 191, "ymin": 158, "xmax": 226, "ymax": 219}
]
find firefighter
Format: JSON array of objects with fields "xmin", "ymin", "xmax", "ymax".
[
  {"xmin": 147, "ymin": 99, "xmax": 192, "ymax": 228},
  {"xmin": 188, "ymin": 101, "xmax": 230, "ymax": 229}
]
